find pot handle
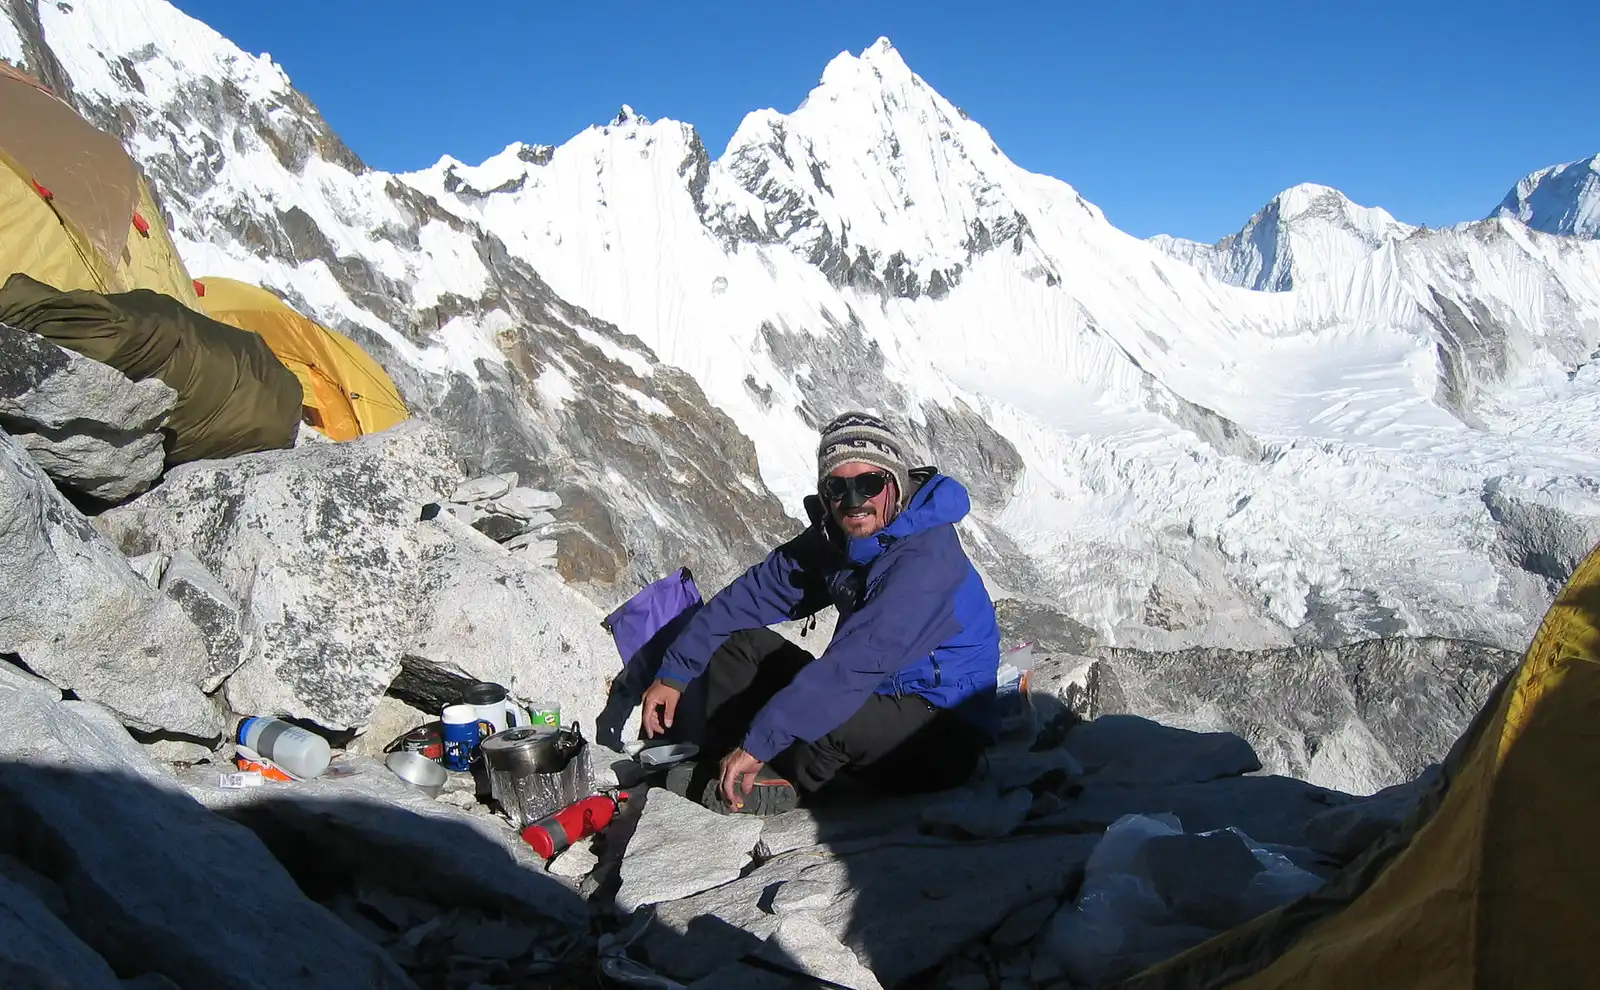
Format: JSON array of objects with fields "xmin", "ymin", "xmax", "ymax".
[{"xmin": 557, "ymin": 721, "xmax": 584, "ymax": 753}]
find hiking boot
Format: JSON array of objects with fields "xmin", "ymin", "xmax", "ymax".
[
  {"xmin": 660, "ymin": 759, "xmax": 706, "ymax": 799},
  {"xmin": 698, "ymin": 767, "xmax": 800, "ymax": 817}
]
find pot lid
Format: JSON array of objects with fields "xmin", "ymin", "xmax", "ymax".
[{"xmin": 479, "ymin": 727, "xmax": 558, "ymax": 753}]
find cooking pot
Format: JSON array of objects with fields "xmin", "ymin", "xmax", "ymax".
[
  {"xmin": 479, "ymin": 723, "xmax": 589, "ymax": 827},
  {"xmin": 479, "ymin": 724, "xmax": 583, "ymax": 776}
]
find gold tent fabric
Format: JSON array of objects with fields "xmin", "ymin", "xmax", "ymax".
[
  {"xmin": 195, "ymin": 276, "xmax": 408, "ymax": 441},
  {"xmin": 0, "ymin": 273, "xmax": 301, "ymax": 465},
  {"xmin": 0, "ymin": 64, "xmax": 200, "ymax": 309},
  {"xmin": 1120, "ymin": 540, "xmax": 1600, "ymax": 990}
]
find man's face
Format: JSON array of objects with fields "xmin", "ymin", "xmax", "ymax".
[{"xmin": 823, "ymin": 461, "xmax": 896, "ymax": 539}]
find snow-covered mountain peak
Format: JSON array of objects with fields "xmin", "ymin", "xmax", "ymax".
[
  {"xmin": 611, "ymin": 104, "xmax": 650, "ymax": 126},
  {"xmin": 817, "ymin": 35, "xmax": 915, "ymax": 89},
  {"xmin": 1491, "ymin": 153, "xmax": 1600, "ymax": 239},
  {"xmin": 426, "ymin": 140, "xmax": 556, "ymax": 198},
  {"xmin": 32, "ymin": 0, "xmax": 289, "ymax": 107},
  {"xmin": 1271, "ymin": 182, "xmax": 1410, "ymax": 237},
  {"xmin": 713, "ymin": 38, "xmax": 1062, "ymax": 298},
  {"xmin": 1152, "ymin": 182, "xmax": 1413, "ymax": 291}
]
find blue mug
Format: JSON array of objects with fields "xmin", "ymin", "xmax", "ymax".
[{"xmin": 441, "ymin": 705, "xmax": 493, "ymax": 771}]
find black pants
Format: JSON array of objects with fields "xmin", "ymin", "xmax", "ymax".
[{"xmin": 681, "ymin": 628, "xmax": 987, "ymax": 796}]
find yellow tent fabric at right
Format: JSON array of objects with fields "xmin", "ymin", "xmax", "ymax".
[{"xmin": 195, "ymin": 276, "xmax": 408, "ymax": 441}]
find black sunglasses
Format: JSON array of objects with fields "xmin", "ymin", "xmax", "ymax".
[{"xmin": 821, "ymin": 472, "xmax": 892, "ymax": 502}]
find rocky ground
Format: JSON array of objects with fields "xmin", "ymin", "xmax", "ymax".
[{"xmin": 0, "ymin": 329, "xmax": 1495, "ymax": 988}]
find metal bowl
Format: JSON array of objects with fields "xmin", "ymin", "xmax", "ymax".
[
  {"xmin": 385, "ymin": 750, "xmax": 448, "ymax": 797},
  {"xmin": 637, "ymin": 742, "xmax": 700, "ymax": 768}
]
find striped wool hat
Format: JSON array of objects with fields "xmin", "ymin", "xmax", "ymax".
[{"xmin": 816, "ymin": 411, "xmax": 911, "ymax": 511}]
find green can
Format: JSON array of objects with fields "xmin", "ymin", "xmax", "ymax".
[{"xmin": 527, "ymin": 702, "xmax": 560, "ymax": 728}]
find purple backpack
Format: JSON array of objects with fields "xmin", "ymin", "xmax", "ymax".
[{"xmin": 601, "ymin": 567, "xmax": 703, "ymax": 692}]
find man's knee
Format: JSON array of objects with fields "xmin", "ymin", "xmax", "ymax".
[
  {"xmin": 712, "ymin": 627, "xmax": 810, "ymax": 671},
  {"xmin": 839, "ymin": 707, "xmax": 987, "ymax": 795}
]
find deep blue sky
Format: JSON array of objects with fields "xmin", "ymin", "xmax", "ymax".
[{"xmin": 169, "ymin": 0, "xmax": 1598, "ymax": 242}]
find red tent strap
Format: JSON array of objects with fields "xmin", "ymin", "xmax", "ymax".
[
  {"xmin": 132, "ymin": 211, "xmax": 150, "ymax": 236},
  {"xmin": 31, "ymin": 179, "xmax": 53, "ymax": 201},
  {"xmin": 193, "ymin": 279, "xmax": 206, "ymax": 297}
]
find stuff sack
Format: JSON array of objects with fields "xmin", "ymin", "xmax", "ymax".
[{"xmin": 595, "ymin": 567, "xmax": 703, "ymax": 746}]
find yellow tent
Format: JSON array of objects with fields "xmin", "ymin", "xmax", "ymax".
[
  {"xmin": 1122, "ymin": 540, "xmax": 1600, "ymax": 990},
  {"xmin": 194, "ymin": 276, "xmax": 408, "ymax": 441},
  {"xmin": 0, "ymin": 63, "xmax": 200, "ymax": 309}
]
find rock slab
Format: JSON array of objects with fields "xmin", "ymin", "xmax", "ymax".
[
  {"xmin": 615, "ymin": 788, "xmax": 764, "ymax": 915},
  {"xmin": 761, "ymin": 914, "xmax": 884, "ymax": 990},
  {"xmin": 922, "ymin": 784, "xmax": 1035, "ymax": 839},
  {"xmin": 0, "ymin": 871, "xmax": 122, "ymax": 990},
  {"xmin": 0, "ymin": 428, "xmax": 220, "ymax": 736},
  {"xmin": 0, "ymin": 322, "xmax": 175, "ymax": 501},
  {"xmin": 1027, "ymin": 774, "xmax": 1349, "ymax": 848},
  {"xmin": 1304, "ymin": 766, "xmax": 1439, "ymax": 860},
  {"xmin": 548, "ymin": 837, "xmax": 601, "ymax": 879},
  {"xmin": 98, "ymin": 420, "xmax": 461, "ymax": 730}
]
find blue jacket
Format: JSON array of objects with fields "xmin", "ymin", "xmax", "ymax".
[{"xmin": 657, "ymin": 469, "xmax": 1000, "ymax": 763}]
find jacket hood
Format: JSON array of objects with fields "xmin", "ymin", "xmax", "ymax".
[{"xmin": 882, "ymin": 471, "xmax": 970, "ymax": 537}]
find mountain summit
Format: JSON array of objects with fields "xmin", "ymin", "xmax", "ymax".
[{"xmin": 1490, "ymin": 153, "xmax": 1600, "ymax": 239}]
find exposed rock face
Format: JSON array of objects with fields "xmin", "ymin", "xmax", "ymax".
[
  {"xmin": 97, "ymin": 420, "xmax": 461, "ymax": 730},
  {"xmin": 420, "ymin": 321, "xmax": 796, "ymax": 595},
  {"xmin": 0, "ymin": 321, "xmax": 175, "ymax": 501},
  {"xmin": 1074, "ymin": 636, "xmax": 1517, "ymax": 794},
  {"xmin": 398, "ymin": 515, "xmax": 632, "ymax": 737},
  {"xmin": 0, "ymin": 428, "xmax": 221, "ymax": 736},
  {"xmin": 128, "ymin": 549, "xmax": 247, "ymax": 691},
  {"xmin": 1483, "ymin": 478, "xmax": 1600, "ymax": 594}
]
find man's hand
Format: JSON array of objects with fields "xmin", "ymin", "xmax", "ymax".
[
  {"xmin": 640, "ymin": 679, "xmax": 681, "ymax": 738},
  {"xmin": 718, "ymin": 747, "xmax": 764, "ymax": 809}
]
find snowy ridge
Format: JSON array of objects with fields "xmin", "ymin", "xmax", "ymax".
[
  {"xmin": 5, "ymin": 4, "xmax": 1600, "ymax": 658},
  {"xmin": 1491, "ymin": 153, "xmax": 1600, "ymax": 239}
]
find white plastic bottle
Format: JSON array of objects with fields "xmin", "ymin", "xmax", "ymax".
[{"xmin": 237, "ymin": 716, "xmax": 332, "ymax": 779}]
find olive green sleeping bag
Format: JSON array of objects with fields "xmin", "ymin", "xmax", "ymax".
[{"xmin": 0, "ymin": 272, "xmax": 301, "ymax": 464}]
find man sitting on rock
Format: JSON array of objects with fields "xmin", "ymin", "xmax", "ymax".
[{"xmin": 639, "ymin": 411, "xmax": 1001, "ymax": 815}]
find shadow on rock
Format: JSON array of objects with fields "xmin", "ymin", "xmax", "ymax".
[
  {"xmin": 590, "ymin": 704, "xmax": 1395, "ymax": 990},
  {"xmin": 0, "ymin": 760, "xmax": 591, "ymax": 989},
  {"xmin": 596, "ymin": 748, "xmax": 1105, "ymax": 989}
]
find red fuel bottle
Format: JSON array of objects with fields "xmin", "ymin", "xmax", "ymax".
[{"xmin": 521, "ymin": 794, "xmax": 620, "ymax": 858}]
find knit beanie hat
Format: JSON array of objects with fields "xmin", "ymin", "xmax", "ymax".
[{"xmin": 816, "ymin": 411, "xmax": 911, "ymax": 511}]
